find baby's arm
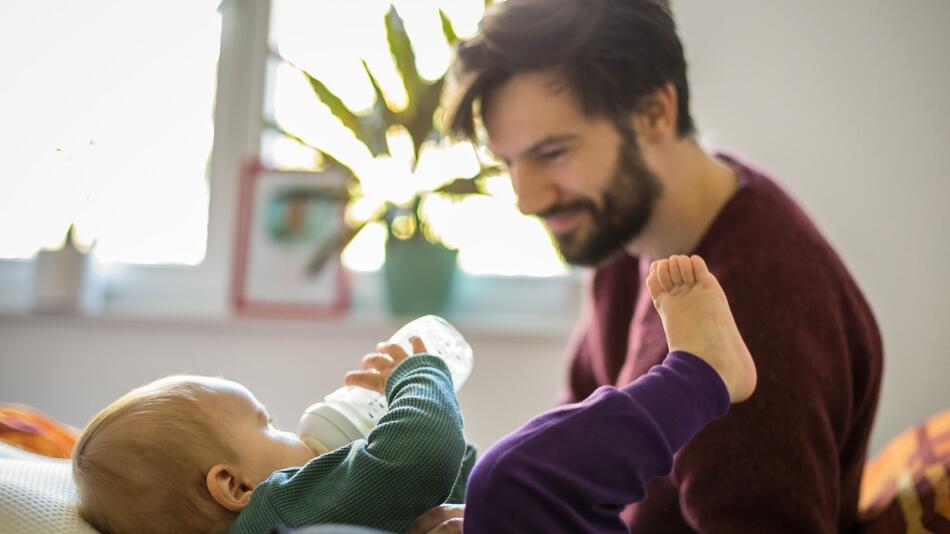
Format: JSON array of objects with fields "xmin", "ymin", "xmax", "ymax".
[
  {"xmin": 246, "ymin": 352, "xmax": 466, "ymax": 534},
  {"xmin": 341, "ymin": 354, "xmax": 468, "ymax": 530},
  {"xmin": 445, "ymin": 443, "xmax": 477, "ymax": 504},
  {"xmin": 345, "ymin": 338, "xmax": 474, "ymax": 503}
]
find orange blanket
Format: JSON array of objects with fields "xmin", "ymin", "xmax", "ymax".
[{"xmin": 0, "ymin": 404, "xmax": 77, "ymax": 459}]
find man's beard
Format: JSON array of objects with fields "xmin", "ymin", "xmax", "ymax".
[{"xmin": 542, "ymin": 131, "xmax": 662, "ymax": 266}]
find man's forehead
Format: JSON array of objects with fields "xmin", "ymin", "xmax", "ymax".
[{"xmin": 483, "ymin": 72, "xmax": 587, "ymax": 158}]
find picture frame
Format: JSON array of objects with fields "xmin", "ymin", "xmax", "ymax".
[{"xmin": 231, "ymin": 161, "xmax": 350, "ymax": 318}]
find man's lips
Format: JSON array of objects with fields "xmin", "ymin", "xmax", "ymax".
[{"xmin": 543, "ymin": 209, "xmax": 584, "ymax": 233}]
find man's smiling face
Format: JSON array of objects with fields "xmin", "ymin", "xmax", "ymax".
[{"xmin": 483, "ymin": 70, "xmax": 662, "ymax": 266}]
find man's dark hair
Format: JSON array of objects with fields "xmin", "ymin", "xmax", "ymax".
[{"xmin": 444, "ymin": 0, "xmax": 695, "ymax": 139}]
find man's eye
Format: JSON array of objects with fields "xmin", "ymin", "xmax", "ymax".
[{"xmin": 539, "ymin": 149, "xmax": 566, "ymax": 161}]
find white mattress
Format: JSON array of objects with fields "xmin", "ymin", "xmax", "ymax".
[
  {"xmin": 0, "ymin": 455, "xmax": 98, "ymax": 534},
  {"xmin": 0, "ymin": 444, "xmax": 390, "ymax": 533}
]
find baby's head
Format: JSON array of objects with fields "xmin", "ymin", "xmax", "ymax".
[{"xmin": 72, "ymin": 375, "xmax": 316, "ymax": 533}]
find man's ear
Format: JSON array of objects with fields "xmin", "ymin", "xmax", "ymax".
[
  {"xmin": 632, "ymin": 83, "xmax": 679, "ymax": 143},
  {"xmin": 206, "ymin": 464, "xmax": 255, "ymax": 512}
]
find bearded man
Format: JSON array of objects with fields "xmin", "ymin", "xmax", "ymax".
[{"xmin": 415, "ymin": 0, "xmax": 884, "ymax": 532}]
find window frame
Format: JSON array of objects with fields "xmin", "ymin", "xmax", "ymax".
[{"xmin": 0, "ymin": 0, "xmax": 581, "ymax": 328}]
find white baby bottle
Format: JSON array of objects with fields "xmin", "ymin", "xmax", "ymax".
[{"xmin": 297, "ymin": 315, "xmax": 473, "ymax": 453}]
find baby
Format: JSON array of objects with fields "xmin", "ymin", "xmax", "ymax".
[
  {"xmin": 72, "ymin": 338, "xmax": 474, "ymax": 534},
  {"xmin": 74, "ymin": 254, "xmax": 757, "ymax": 534}
]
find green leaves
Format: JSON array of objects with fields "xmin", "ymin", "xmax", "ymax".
[
  {"xmin": 434, "ymin": 162, "xmax": 502, "ymax": 196},
  {"xmin": 300, "ymin": 4, "xmax": 451, "ymax": 163},
  {"xmin": 439, "ymin": 9, "xmax": 459, "ymax": 46},
  {"xmin": 360, "ymin": 59, "xmax": 400, "ymax": 152},
  {"xmin": 385, "ymin": 6, "xmax": 420, "ymax": 109},
  {"xmin": 287, "ymin": 1, "xmax": 496, "ymax": 241},
  {"xmin": 294, "ymin": 1, "xmax": 488, "ymax": 165},
  {"xmin": 385, "ymin": 4, "xmax": 441, "ymax": 162},
  {"xmin": 266, "ymin": 120, "xmax": 356, "ymax": 183},
  {"xmin": 303, "ymin": 70, "xmax": 388, "ymax": 157}
]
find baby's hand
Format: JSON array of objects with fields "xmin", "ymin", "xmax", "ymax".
[{"xmin": 344, "ymin": 336, "xmax": 427, "ymax": 394}]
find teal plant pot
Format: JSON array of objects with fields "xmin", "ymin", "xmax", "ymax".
[{"xmin": 383, "ymin": 232, "xmax": 458, "ymax": 316}]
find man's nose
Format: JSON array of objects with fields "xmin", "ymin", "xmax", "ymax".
[{"xmin": 510, "ymin": 162, "xmax": 557, "ymax": 216}]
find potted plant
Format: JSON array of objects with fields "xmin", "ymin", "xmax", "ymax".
[
  {"xmin": 32, "ymin": 145, "xmax": 104, "ymax": 313},
  {"xmin": 273, "ymin": 4, "xmax": 497, "ymax": 315}
]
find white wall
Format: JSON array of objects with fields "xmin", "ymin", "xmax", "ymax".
[
  {"xmin": 0, "ymin": 1, "xmax": 948, "ymax": 460},
  {"xmin": 0, "ymin": 311, "xmax": 572, "ymax": 453}
]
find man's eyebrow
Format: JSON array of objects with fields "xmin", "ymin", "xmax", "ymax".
[{"xmin": 492, "ymin": 134, "xmax": 580, "ymax": 162}]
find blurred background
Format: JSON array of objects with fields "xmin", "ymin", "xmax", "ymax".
[{"xmin": 0, "ymin": 0, "xmax": 948, "ymax": 456}]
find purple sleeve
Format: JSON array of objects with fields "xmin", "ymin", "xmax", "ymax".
[{"xmin": 463, "ymin": 351, "xmax": 730, "ymax": 533}]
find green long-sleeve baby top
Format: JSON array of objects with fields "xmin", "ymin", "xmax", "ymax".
[{"xmin": 229, "ymin": 355, "xmax": 474, "ymax": 534}]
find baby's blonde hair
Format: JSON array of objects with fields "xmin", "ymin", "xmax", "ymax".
[{"xmin": 72, "ymin": 376, "xmax": 239, "ymax": 534}]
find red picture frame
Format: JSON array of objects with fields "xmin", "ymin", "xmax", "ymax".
[{"xmin": 231, "ymin": 160, "xmax": 350, "ymax": 318}]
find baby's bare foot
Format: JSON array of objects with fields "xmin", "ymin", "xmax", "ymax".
[{"xmin": 646, "ymin": 255, "xmax": 757, "ymax": 403}]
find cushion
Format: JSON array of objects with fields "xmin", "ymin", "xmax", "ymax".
[
  {"xmin": 860, "ymin": 408, "xmax": 950, "ymax": 533},
  {"xmin": 0, "ymin": 456, "xmax": 98, "ymax": 533}
]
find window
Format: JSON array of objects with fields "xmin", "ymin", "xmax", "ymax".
[
  {"xmin": 0, "ymin": 1, "xmax": 578, "ymax": 321},
  {"xmin": 0, "ymin": 1, "xmax": 222, "ymax": 265}
]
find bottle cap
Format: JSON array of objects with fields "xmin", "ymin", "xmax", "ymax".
[{"xmin": 298, "ymin": 402, "xmax": 364, "ymax": 452}]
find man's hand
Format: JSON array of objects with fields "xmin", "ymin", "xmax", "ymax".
[
  {"xmin": 408, "ymin": 504, "xmax": 464, "ymax": 534},
  {"xmin": 343, "ymin": 337, "xmax": 426, "ymax": 394}
]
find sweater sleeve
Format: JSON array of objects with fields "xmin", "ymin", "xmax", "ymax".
[
  {"xmin": 463, "ymin": 351, "xmax": 729, "ymax": 534},
  {"xmin": 445, "ymin": 443, "xmax": 477, "ymax": 504},
  {"xmin": 230, "ymin": 355, "xmax": 467, "ymax": 534}
]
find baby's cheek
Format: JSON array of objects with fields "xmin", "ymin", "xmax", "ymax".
[{"xmin": 282, "ymin": 431, "xmax": 318, "ymax": 463}]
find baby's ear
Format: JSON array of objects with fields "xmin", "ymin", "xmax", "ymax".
[{"xmin": 206, "ymin": 464, "xmax": 254, "ymax": 512}]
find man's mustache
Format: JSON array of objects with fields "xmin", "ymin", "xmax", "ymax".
[{"xmin": 538, "ymin": 200, "xmax": 596, "ymax": 220}]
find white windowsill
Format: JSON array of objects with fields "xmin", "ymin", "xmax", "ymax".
[{"xmin": 0, "ymin": 258, "xmax": 583, "ymax": 341}]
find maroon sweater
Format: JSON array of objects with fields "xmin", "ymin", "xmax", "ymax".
[{"xmin": 563, "ymin": 154, "xmax": 883, "ymax": 533}]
